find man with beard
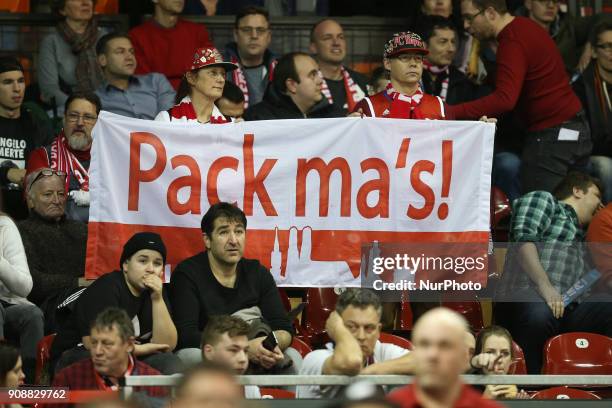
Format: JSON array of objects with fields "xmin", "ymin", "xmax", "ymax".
[
  {"xmin": 309, "ymin": 19, "xmax": 367, "ymax": 115},
  {"xmin": 27, "ymin": 92, "xmax": 100, "ymax": 223}
]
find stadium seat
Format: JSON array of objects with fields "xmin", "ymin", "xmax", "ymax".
[
  {"xmin": 510, "ymin": 340, "xmax": 527, "ymax": 375},
  {"xmin": 260, "ymin": 388, "xmax": 296, "ymax": 399},
  {"xmin": 290, "ymin": 337, "xmax": 312, "ymax": 358},
  {"xmin": 0, "ymin": 0, "xmax": 29, "ymax": 12},
  {"xmin": 531, "ymin": 387, "xmax": 601, "ymax": 400},
  {"xmin": 380, "ymin": 332, "xmax": 413, "ymax": 350},
  {"xmin": 542, "ymin": 332, "xmax": 612, "ymax": 374},
  {"xmin": 491, "ymin": 186, "xmax": 511, "ymax": 242},
  {"xmin": 442, "ymin": 301, "xmax": 484, "ymax": 331},
  {"xmin": 300, "ymin": 288, "xmax": 338, "ymax": 346},
  {"xmin": 35, "ymin": 333, "xmax": 56, "ymax": 384},
  {"xmin": 397, "ymin": 296, "xmax": 413, "ymax": 330},
  {"xmin": 94, "ymin": 0, "xmax": 118, "ymax": 14}
]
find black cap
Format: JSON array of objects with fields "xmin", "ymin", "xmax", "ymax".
[
  {"xmin": 119, "ymin": 232, "xmax": 167, "ymax": 268},
  {"xmin": 0, "ymin": 56, "xmax": 24, "ymax": 75}
]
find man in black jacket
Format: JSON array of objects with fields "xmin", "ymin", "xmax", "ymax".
[
  {"xmin": 573, "ymin": 22, "xmax": 612, "ymax": 203},
  {"xmin": 244, "ymin": 52, "xmax": 341, "ymax": 120},
  {"xmin": 169, "ymin": 202, "xmax": 293, "ymax": 369}
]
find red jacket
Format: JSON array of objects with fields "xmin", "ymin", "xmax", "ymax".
[
  {"xmin": 353, "ymin": 91, "xmax": 449, "ymax": 120},
  {"xmin": 388, "ymin": 384, "xmax": 503, "ymax": 408}
]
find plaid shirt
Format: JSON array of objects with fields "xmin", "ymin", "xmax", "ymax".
[
  {"xmin": 52, "ymin": 357, "xmax": 167, "ymax": 408},
  {"xmin": 497, "ymin": 191, "xmax": 588, "ymax": 297}
]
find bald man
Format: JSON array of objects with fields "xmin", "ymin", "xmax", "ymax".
[
  {"xmin": 309, "ymin": 19, "xmax": 367, "ymax": 115},
  {"xmin": 388, "ymin": 308, "xmax": 502, "ymax": 408}
]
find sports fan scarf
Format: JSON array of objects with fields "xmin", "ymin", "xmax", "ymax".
[
  {"xmin": 231, "ymin": 57, "xmax": 276, "ymax": 108},
  {"xmin": 423, "ymin": 59, "xmax": 449, "ymax": 101},
  {"xmin": 320, "ymin": 66, "xmax": 364, "ymax": 112},
  {"xmin": 385, "ymin": 83, "xmax": 425, "ymax": 119},
  {"xmin": 50, "ymin": 130, "xmax": 91, "ymax": 191},
  {"xmin": 168, "ymin": 96, "xmax": 230, "ymax": 124}
]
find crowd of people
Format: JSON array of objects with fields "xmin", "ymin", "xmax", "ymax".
[{"xmin": 0, "ymin": 0, "xmax": 611, "ymax": 406}]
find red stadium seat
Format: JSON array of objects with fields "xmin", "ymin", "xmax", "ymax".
[
  {"xmin": 94, "ymin": 0, "xmax": 118, "ymax": 14},
  {"xmin": 260, "ymin": 388, "xmax": 296, "ymax": 399},
  {"xmin": 0, "ymin": 0, "xmax": 29, "ymax": 12},
  {"xmin": 491, "ymin": 186, "xmax": 511, "ymax": 242},
  {"xmin": 300, "ymin": 288, "xmax": 338, "ymax": 346},
  {"xmin": 531, "ymin": 387, "xmax": 601, "ymax": 400},
  {"xmin": 290, "ymin": 337, "xmax": 312, "ymax": 358},
  {"xmin": 542, "ymin": 332, "xmax": 612, "ymax": 374},
  {"xmin": 397, "ymin": 297, "xmax": 413, "ymax": 330},
  {"xmin": 510, "ymin": 340, "xmax": 527, "ymax": 375},
  {"xmin": 442, "ymin": 301, "xmax": 484, "ymax": 331},
  {"xmin": 35, "ymin": 334, "xmax": 56, "ymax": 384},
  {"xmin": 380, "ymin": 332, "xmax": 413, "ymax": 350}
]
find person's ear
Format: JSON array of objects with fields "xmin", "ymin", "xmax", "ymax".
[
  {"xmin": 122, "ymin": 259, "xmax": 129, "ymax": 273},
  {"xmin": 308, "ymin": 42, "xmax": 317, "ymax": 55},
  {"xmin": 203, "ymin": 344, "xmax": 214, "ymax": 359},
  {"xmin": 286, "ymin": 78, "xmax": 298, "ymax": 94},
  {"xmin": 383, "ymin": 58, "xmax": 392, "ymax": 71},
  {"xmin": 186, "ymin": 71, "xmax": 197, "ymax": 87},
  {"xmin": 127, "ymin": 336, "xmax": 135, "ymax": 353},
  {"xmin": 573, "ymin": 186, "xmax": 586, "ymax": 199},
  {"xmin": 524, "ymin": 0, "xmax": 533, "ymax": 13},
  {"xmin": 97, "ymin": 54, "xmax": 107, "ymax": 69},
  {"xmin": 203, "ymin": 233, "xmax": 211, "ymax": 250}
]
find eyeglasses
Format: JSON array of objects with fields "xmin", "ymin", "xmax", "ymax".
[
  {"xmin": 28, "ymin": 169, "xmax": 67, "ymax": 192},
  {"xmin": 596, "ymin": 43, "xmax": 612, "ymax": 52},
  {"xmin": 237, "ymin": 26, "xmax": 270, "ymax": 36},
  {"xmin": 462, "ymin": 9, "xmax": 484, "ymax": 23},
  {"xmin": 65, "ymin": 112, "xmax": 98, "ymax": 125}
]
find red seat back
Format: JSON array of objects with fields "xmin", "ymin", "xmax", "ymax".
[
  {"xmin": 532, "ymin": 387, "xmax": 601, "ymax": 400},
  {"xmin": 290, "ymin": 337, "xmax": 313, "ymax": 358},
  {"xmin": 94, "ymin": 0, "xmax": 118, "ymax": 14},
  {"xmin": 0, "ymin": 0, "xmax": 29, "ymax": 12},
  {"xmin": 260, "ymin": 388, "xmax": 296, "ymax": 399},
  {"xmin": 380, "ymin": 332, "xmax": 413, "ymax": 350},
  {"xmin": 442, "ymin": 301, "xmax": 484, "ymax": 331},
  {"xmin": 35, "ymin": 334, "xmax": 56, "ymax": 384},
  {"xmin": 509, "ymin": 340, "xmax": 527, "ymax": 375},
  {"xmin": 301, "ymin": 288, "xmax": 338, "ymax": 345},
  {"xmin": 542, "ymin": 332, "xmax": 612, "ymax": 374}
]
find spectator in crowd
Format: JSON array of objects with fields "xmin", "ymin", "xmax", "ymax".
[
  {"xmin": 367, "ymin": 66, "xmax": 389, "ymax": 96},
  {"xmin": 50, "ymin": 232, "xmax": 181, "ymax": 375},
  {"xmin": 296, "ymin": 289, "xmax": 413, "ymax": 399},
  {"xmin": 169, "ymin": 202, "xmax": 293, "ymax": 370},
  {"xmin": 217, "ymin": 81, "xmax": 246, "ymax": 119},
  {"xmin": 0, "ymin": 57, "xmax": 54, "ymax": 220},
  {"xmin": 471, "ymin": 326, "xmax": 529, "ymax": 399},
  {"xmin": 450, "ymin": 0, "xmax": 589, "ymax": 194},
  {"xmin": 18, "ymin": 168, "xmax": 87, "ymax": 334},
  {"xmin": 520, "ymin": 0, "xmax": 610, "ymax": 75},
  {"xmin": 244, "ymin": 52, "xmax": 338, "ymax": 120},
  {"xmin": 200, "ymin": 315, "xmax": 261, "ymax": 399},
  {"xmin": 0, "ymin": 200, "xmax": 44, "ymax": 384},
  {"xmin": 352, "ymin": 32, "xmax": 447, "ymax": 119},
  {"xmin": 170, "ymin": 362, "xmax": 243, "ymax": 408},
  {"xmin": 53, "ymin": 307, "xmax": 167, "ymax": 404},
  {"xmin": 27, "ymin": 92, "xmax": 100, "ymax": 223},
  {"xmin": 574, "ymin": 22, "xmax": 612, "ymax": 204},
  {"xmin": 38, "ymin": 0, "xmax": 104, "ymax": 114},
  {"xmin": 388, "ymin": 308, "xmax": 501, "ymax": 408},
  {"xmin": 155, "ymin": 48, "xmax": 238, "ymax": 123},
  {"xmin": 129, "ymin": 0, "xmax": 214, "ymax": 90},
  {"xmin": 587, "ymin": 203, "xmax": 612, "ymax": 293},
  {"xmin": 0, "ymin": 343, "xmax": 25, "ymax": 388},
  {"xmin": 495, "ymin": 172, "xmax": 612, "ymax": 373},
  {"xmin": 95, "ymin": 33, "xmax": 175, "ymax": 120},
  {"xmin": 310, "ymin": 19, "xmax": 368, "ymax": 115},
  {"xmin": 419, "ymin": 16, "xmax": 489, "ymax": 104},
  {"xmin": 223, "ymin": 6, "xmax": 276, "ymax": 108}
]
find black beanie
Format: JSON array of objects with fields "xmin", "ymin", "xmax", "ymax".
[
  {"xmin": 0, "ymin": 57, "xmax": 24, "ymax": 75},
  {"xmin": 119, "ymin": 232, "xmax": 167, "ymax": 269}
]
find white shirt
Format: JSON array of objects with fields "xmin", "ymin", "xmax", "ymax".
[
  {"xmin": 244, "ymin": 385, "xmax": 261, "ymax": 399},
  {"xmin": 0, "ymin": 216, "xmax": 33, "ymax": 304},
  {"xmin": 296, "ymin": 340, "xmax": 409, "ymax": 399}
]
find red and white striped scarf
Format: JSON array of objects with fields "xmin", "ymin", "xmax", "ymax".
[
  {"xmin": 50, "ymin": 130, "xmax": 90, "ymax": 191},
  {"xmin": 320, "ymin": 66, "xmax": 365, "ymax": 112},
  {"xmin": 423, "ymin": 60, "xmax": 450, "ymax": 101},
  {"xmin": 231, "ymin": 57, "xmax": 276, "ymax": 108},
  {"xmin": 168, "ymin": 96, "xmax": 230, "ymax": 124},
  {"xmin": 385, "ymin": 83, "xmax": 425, "ymax": 119}
]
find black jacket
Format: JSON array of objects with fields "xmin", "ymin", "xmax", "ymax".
[
  {"xmin": 573, "ymin": 63, "xmax": 612, "ymax": 156},
  {"xmin": 243, "ymin": 83, "xmax": 341, "ymax": 121},
  {"xmin": 421, "ymin": 66, "xmax": 490, "ymax": 105}
]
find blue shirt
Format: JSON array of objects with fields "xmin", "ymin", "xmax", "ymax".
[{"xmin": 96, "ymin": 73, "xmax": 175, "ymax": 120}]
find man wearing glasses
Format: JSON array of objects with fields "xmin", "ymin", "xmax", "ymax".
[
  {"xmin": 449, "ymin": 0, "xmax": 589, "ymax": 195},
  {"xmin": 27, "ymin": 92, "xmax": 101, "ymax": 223},
  {"xmin": 223, "ymin": 6, "xmax": 275, "ymax": 108},
  {"xmin": 574, "ymin": 22, "xmax": 612, "ymax": 204},
  {"xmin": 18, "ymin": 168, "xmax": 87, "ymax": 334}
]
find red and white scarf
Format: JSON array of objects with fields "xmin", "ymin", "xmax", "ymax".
[
  {"xmin": 320, "ymin": 66, "xmax": 365, "ymax": 112},
  {"xmin": 385, "ymin": 83, "xmax": 425, "ymax": 119},
  {"xmin": 50, "ymin": 130, "xmax": 91, "ymax": 191},
  {"xmin": 231, "ymin": 57, "xmax": 276, "ymax": 108},
  {"xmin": 168, "ymin": 96, "xmax": 230, "ymax": 124},
  {"xmin": 423, "ymin": 60, "xmax": 450, "ymax": 101}
]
